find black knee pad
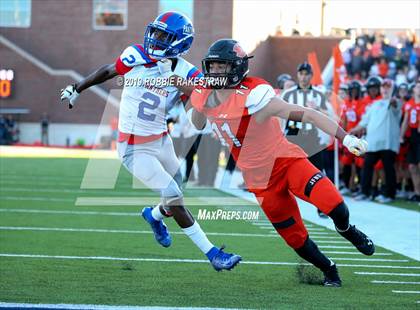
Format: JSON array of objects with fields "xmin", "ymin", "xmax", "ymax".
[{"xmin": 328, "ymin": 202, "xmax": 349, "ymax": 231}]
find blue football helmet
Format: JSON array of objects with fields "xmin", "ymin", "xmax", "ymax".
[{"xmin": 144, "ymin": 11, "xmax": 194, "ymax": 59}]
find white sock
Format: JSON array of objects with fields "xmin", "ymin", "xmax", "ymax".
[
  {"xmin": 151, "ymin": 205, "xmax": 164, "ymax": 221},
  {"xmin": 182, "ymin": 221, "xmax": 214, "ymax": 254}
]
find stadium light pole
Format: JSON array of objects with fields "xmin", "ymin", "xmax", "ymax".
[{"xmin": 320, "ymin": 0, "xmax": 326, "ymax": 36}]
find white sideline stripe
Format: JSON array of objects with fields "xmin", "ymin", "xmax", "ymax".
[
  {"xmin": 0, "ymin": 225, "xmax": 342, "ymax": 240},
  {"xmin": 371, "ymin": 280, "xmax": 420, "ymax": 284},
  {"xmin": 268, "ymin": 229, "xmax": 331, "ymax": 235},
  {"xmin": 392, "ymin": 290, "xmax": 420, "ymax": 294},
  {"xmin": 252, "ymin": 223, "xmax": 322, "ymax": 231},
  {"xmin": 0, "ymin": 209, "xmax": 342, "ymax": 236},
  {"xmin": 0, "ymin": 226, "xmax": 285, "ymax": 238},
  {"xmin": 0, "ymin": 35, "xmax": 119, "ymax": 108},
  {"xmin": 0, "ymin": 227, "xmax": 380, "ymax": 245},
  {"xmin": 0, "ymin": 302, "xmax": 238, "ymax": 310},
  {"xmin": 1, "ymin": 187, "xmax": 158, "ymax": 196},
  {"xmin": 269, "ymin": 230, "xmax": 332, "ymax": 236},
  {"xmin": 307, "ymin": 236, "xmax": 343, "ymax": 240},
  {"xmin": 307, "ymin": 240, "xmax": 350, "ymax": 244},
  {"xmin": 355, "ymin": 272, "xmax": 420, "ymax": 277},
  {"xmin": 324, "ymin": 251, "xmax": 392, "ymax": 256},
  {"xmin": 1, "ymin": 192, "xmax": 254, "ymax": 206},
  {"xmin": 319, "ymin": 245, "xmax": 359, "ymax": 249},
  {"xmin": 0, "ymin": 196, "xmax": 74, "ymax": 202},
  {"xmin": 0, "ymin": 209, "xmax": 139, "ymax": 216},
  {"xmin": 330, "ymin": 257, "xmax": 409, "ymax": 262},
  {"xmin": 1, "ymin": 253, "xmax": 420, "ymax": 269}
]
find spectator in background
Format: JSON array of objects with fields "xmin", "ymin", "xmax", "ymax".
[
  {"xmin": 351, "ymin": 46, "xmax": 364, "ymax": 77},
  {"xmin": 4, "ymin": 115, "xmax": 16, "ymax": 145},
  {"xmin": 400, "ymin": 78, "xmax": 420, "ymax": 202},
  {"xmin": 41, "ymin": 113, "xmax": 49, "ymax": 146},
  {"xmin": 396, "ymin": 83, "xmax": 413, "ymax": 199},
  {"xmin": 352, "ymin": 79, "xmax": 402, "ymax": 203},
  {"xmin": 340, "ymin": 81, "xmax": 364, "ymax": 194},
  {"xmin": 378, "ymin": 56, "xmax": 389, "ymax": 78},
  {"xmin": 361, "ymin": 76, "xmax": 383, "ymax": 111},
  {"xmin": 0, "ymin": 115, "xmax": 6, "ymax": 145},
  {"xmin": 276, "ymin": 73, "xmax": 296, "ymax": 95}
]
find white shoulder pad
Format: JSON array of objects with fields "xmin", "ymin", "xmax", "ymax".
[
  {"xmin": 245, "ymin": 84, "xmax": 276, "ymax": 115},
  {"xmin": 174, "ymin": 57, "xmax": 203, "ymax": 80},
  {"xmin": 119, "ymin": 45, "xmax": 150, "ymax": 67}
]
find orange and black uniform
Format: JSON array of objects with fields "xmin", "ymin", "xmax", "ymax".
[{"xmin": 190, "ymin": 77, "xmax": 343, "ymax": 249}]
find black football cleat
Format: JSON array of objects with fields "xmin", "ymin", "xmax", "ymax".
[
  {"xmin": 337, "ymin": 225, "xmax": 375, "ymax": 256},
  {"xmin": 323, "ymin": 264, "xmax": 342, "ymax": 287}
]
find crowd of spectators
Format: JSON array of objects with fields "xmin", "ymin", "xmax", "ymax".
[
  {"xmin": 276, "ymin": 31, "xmax": 420, "ymax": 204},
  {"xmin": 0, "ymin": 115, "xmax": 17, "ymax": 145}
]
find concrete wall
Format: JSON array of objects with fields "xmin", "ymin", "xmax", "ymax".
[{"xmin": 18, "ymin": 122, "xmax": 112, "ymax": 146}]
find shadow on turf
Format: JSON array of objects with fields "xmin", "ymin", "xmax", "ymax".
[{"xmin": 295, "ymin": 260, "xmax": 323, "ymax": 285}]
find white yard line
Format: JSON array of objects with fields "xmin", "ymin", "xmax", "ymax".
[
  {"xmin": 371, "ymin": 280, "xmax": 420, "ymax": 284},
  {"xmin": 0, "ymin": 302, "xmax": 239, "ymax": 310},
  {"xmin": 355, "ymin": 272, "xmax": 420, "ymax": 277},
  {"xmin": 0, "ymin": 209, "xmax": 139, "ymax": 216},
  {"xmin": 308, "ymin": 240, "xmax": 350, "ymax": 244},
  {"xmin": 1, "ymin": 253, "xmax": 420, "ymax": 269},
  {"xmin": 318, "ymin": 245, "xmax": 361, "ymax": 249},
  {"xmin": 330, "ymin": 257, "xmax": 408, "ymax": 262},
  {"xmin": 0, "ymin": 226, "xmax": 284, "ymax": 238},
  {"xmin": 324, "ymin": 251, "xmax": 392, "ymax": 256},
  {"xmin": 392, "ymin": 290, "xmax": 420, "ymax": 294},
  {"xmin": 0, "ymin": 196, "xmax": 74, "ymax": 202}
]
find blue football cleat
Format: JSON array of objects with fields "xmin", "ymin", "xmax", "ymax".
[
  {"xmin": 209, "ymin": 246, "xmax": 242, "ymax": 271},
  {"xmin": 141, "ymin": 207, "xmax": 172, "ymax": 248}
]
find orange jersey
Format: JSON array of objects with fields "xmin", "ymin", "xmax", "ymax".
[
  {"xmin": 406, "ymin": 98, "xmax": 420, "ymax": 129},
  {"xmin": 341, "ymin": 98, "xmax": 362, "ymax": 131},
  {"xmin": 402, "ymin": 99, "xmax": 414, "ymax": 137},
  {"xmin": 190, "ymin": 77, "xmax": 306, "ymax": 186}
]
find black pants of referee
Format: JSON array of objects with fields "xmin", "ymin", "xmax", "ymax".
[{"xmin": 361, "ymin": 150, "xmax": 397, "ymax": 199}]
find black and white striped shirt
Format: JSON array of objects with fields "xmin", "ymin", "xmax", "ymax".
[{"xmin": 281, "ymin": 85, "xmax": 327, "ymax": 132}]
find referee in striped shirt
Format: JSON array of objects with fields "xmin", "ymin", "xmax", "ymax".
[{"xmin": 281, "ymin": 62, "xmax": 329, "ymax": 218}]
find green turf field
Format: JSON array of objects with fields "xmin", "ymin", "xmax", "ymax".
[{"xmin": 1, "ymin": 157, "xmax": 419, "ymax": 309}]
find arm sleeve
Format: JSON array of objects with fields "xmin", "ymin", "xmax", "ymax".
[{"xmin": 245, "ymin": 84, "xmax": 277, "ymax": 115}]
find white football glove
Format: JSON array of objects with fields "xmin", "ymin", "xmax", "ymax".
[
  {"xmin": 343, "ymin": 134, "xmax": 368, "ymax": 156},
  {"xmin": 60, "ymin": 84, "xmax": 80, "ymax": 109},
  {"xmin": 157, "ymin": 58, "xmax": 174, "ymax": 79}
]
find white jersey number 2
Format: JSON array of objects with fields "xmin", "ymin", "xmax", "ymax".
[{"xmin": 138, "ymin": 92, "xmax": 160, "ymax": 121}]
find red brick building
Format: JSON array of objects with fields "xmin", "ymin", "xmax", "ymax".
[
  {"xmin": 0, "ymin": 0, "xmax": 341, "ymax": 146},
  {"xmin": 0, "ymin": 0, "xmax": 233, "ymax": 145}
]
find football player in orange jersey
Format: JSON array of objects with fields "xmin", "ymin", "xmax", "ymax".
[
  {"xmin": 400, "ymin": 78, "xmax": 420, "ymax": 202},
  {"xmin": 158, "ymin": 39, "xmax": 375, "ymax": 287},
  {"xmin": 340, "ymin": 81, "xmax": 364, "ymax": 194}
]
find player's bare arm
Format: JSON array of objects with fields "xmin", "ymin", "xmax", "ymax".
[
  {"xmin": 60, "ymin": 63, "xmax": 118, "ymax": 108},
  {"xmin": 75, "ymin": 64, "xmax": 118, "ymax": 93},
  {"xmin": 255, "ymin": 96, "xmax": 368, "ymax": 156}
]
